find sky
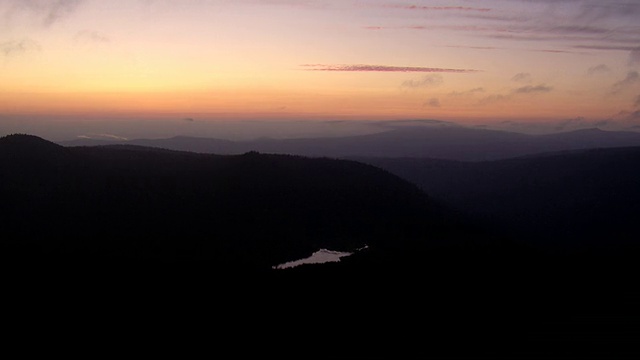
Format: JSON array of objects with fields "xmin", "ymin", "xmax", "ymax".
[{"xmin": 1, "ymin": 0, "xmax": 640, "ymax": 140}]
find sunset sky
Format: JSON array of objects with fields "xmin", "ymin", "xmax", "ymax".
[{"xmin": 1, "ymin": 0, "xmax": 640, "ymax": 139}]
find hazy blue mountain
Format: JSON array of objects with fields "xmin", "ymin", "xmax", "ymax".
[{"xmin": 59, "ymin": 126, "xmax": 640, "ymax": 161}]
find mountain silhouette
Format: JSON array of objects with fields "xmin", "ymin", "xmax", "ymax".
[
  {"xmin": 0, "ymin": 133, "xmax": 71, "ymax": 162},
  {"xmin": 60, "ymin": 126, "xmax": 640, "ymax": 161}
]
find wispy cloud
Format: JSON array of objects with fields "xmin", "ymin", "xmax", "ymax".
[
  {"xmin": 553, "ymin": 117, "xmax": 589, "ymax": 131},
  {"xmin": 512, "ymin": 72, "xmax": 532, "ymax": 83},
  {"xmin": 479, "ymin": 84, "xmax": 553, "ymax": 105},
  {"xmin": 4, "ymin": 0, "xmax": 84, "ymax": 27},
  {"xmin": 448, "ymin": 87, "xmax": 485, "ymax": 97},
  {"xmin": 423, "ymin": 98, "xmax": 440, "ymax": 107},
  {"xmin": 401, "ymin": 74, "xmax": 443, "ymax": 88},
  {"xmin": 478, "ymin": 94, "xmax": 510, "ymax": 105},
  {"xmin": 443, "ymin": 44, "xmax": 502, "ymax": 50},
  {"xmin": 300, "ymin": 64, "xmax": 480, "ymax": 73},
  {"xmin": 574, "ymin": 1, "xmax": 640, "ymax": 22},
  {"xmin": 634, "ymin": 95, "xmax": 640, "ymax": 109},
  {"xmin": 444, "ymin": 44, "xmax": 583, "ymax": 55},
  {"xmin": 512, "ymin": 84, "xmax": 553, "ymax": 94},
  {"xmin": 631, "ymin": 47, "xmax": 640, "ymax": 65},
  {"xmin": 533, "ymin": 48, "xmax": 584, "ymax": 54},
  {"xmin": 611, "ymin": 71, "xmax": 640, "ymax": 95},
  {"xmin": 74, "ymin": 30, "xmax": 110, "ymax": 44},
  {"xmin": 562, "ymin": 118, "xmax": 612, "ymax": 131},
  {"xmin": 574, "ymin": 45, "xmax": 638, "ymax": 51},
  {"xmin": 383, "ymin": 4, "xmax": 492, "ymax": 12},
  {"xmin": 364, "ymin": 1, "xmax": 640, "ymax": 59},
  {"xmin": 42, "ymin": 0, "xmax": 83, "ymax": 26},
  {"xmin": 0, "ymin": 39, "xmax": 41, "ymax": 57},
  {"xmin": 587, "ymin": 64, "xmax": 611, "ymax": 75}
]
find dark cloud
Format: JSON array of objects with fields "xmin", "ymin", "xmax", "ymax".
[
  {"xmin": 0, "ymin": 39, "xmax": 41, "ymax": 57},
  {"xmin": 470, "ymin": 22, "xmax": 640, "ymax": 43},
  {"xmin": 512, "ymin": 73, "xmax": 532, "ymax": 83},
  {"xmin": 487, "ymin": 33, "xmax": 580, "ymax": 42},
  {"xmin": 574, "ymin": 45, "xmax": 638, "ymax": 51},
  {"xmin": 424, "ymin": 98, "xmax": 441, "ymax": 107},
  {"xmin": 300, "ymin": 64, "xmax": 481, "ymax": 73},
  {"xmin": 183, "ymin": 117, "xmax": 195, "ymax": 122},
  {"xmin": 478, "ymin": 94, "xmax": 509, "ymax": 105},
  {"xmin": 366, "ymin": 0, "xmax": 640, "ymax": 58},
  {"xmin": 555, "ymin": 116, "xmax": 587, "ymax": 131},
  {"xmin": 533, "ymin": 49, "xmax": 583, "ymax": 54},
  {"xmin": 364, "ymin": 18, "xmax": 633, "ymax": 58},
  {"xmin": 548, "ymin": 25, "xmax": 610, "ymax": 35},
  {"xmin": 610, "ymin": 109, "xmax": 640, "ymax": 128},
  {"xmin": 462, "ymin": 12, "xmax": 530, "ymax": 23},
  {"xmin": 512, "ymin": 84, "xmax": 553, "ymax": 94},
  {"xmin": 448, "ymin": 87, "xmax": 485, "ymax": 97},
  {"xmin": 384, "ymin": 5, "xmax": 491, "ymax": 12},
  {"xmin": 401, "ymin": 74, "xmax": 443, "ymax": 88},
  {"xmin": 611, "ymin": 71, "xmax": 640, "ymax": 94},
  {"xmin": 587, "ymin": 64, "xmax": 611, "ymax": 75},
  {"xmin": 511, "ymin": 0, "xmax": 640, "ymax": 22},
  {"xmin": 574, "ymin": 1, "xmax": 640, "ymax": 22},
  {"xmin": 478, "ymin": 84, "xmax": 553, "ymax": 105},
  {"xmin": 443, "ymin": 45, "xmax": 502, "ymax": 50},
  {"xmin": 458, "ymin": 2, "xmax": 640, "ymax": 53},
  {"xmin": 593, "ymin": 119, "xmax": 611, "ymax": 128}
]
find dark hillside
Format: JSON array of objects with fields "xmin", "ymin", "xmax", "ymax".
[
  {"xmin": 358, "ymin": 147, "xmax": 640, "ymax": 251},
  {"xmin": 343, "ymin": 148, "xmax": 640, "ymax": 357},
  {"xmin": 1, "ymin": 134, "xmax": 458, "ymax": 273}
]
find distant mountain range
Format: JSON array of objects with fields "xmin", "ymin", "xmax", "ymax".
[{"xmin": 59, "ymin": 126, "xmax": 640, "ymax": 161}]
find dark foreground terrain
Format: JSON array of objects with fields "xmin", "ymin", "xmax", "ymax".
[{"xmin": 2, "ymin": 134, "xmax": 638, "ymax": 358}]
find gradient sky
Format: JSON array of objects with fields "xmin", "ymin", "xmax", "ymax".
[{"xmin": 1, "ymin": 0, "xmax": 640, "ymax": 139}]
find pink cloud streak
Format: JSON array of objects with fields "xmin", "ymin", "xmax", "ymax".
[
  {"xmin": 300, "ymin": 64, "xmax": 480, "ymax": 73},
  {"xmin": 384, "ymin": 4, "xmax": 491, "ymax": 12}
]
